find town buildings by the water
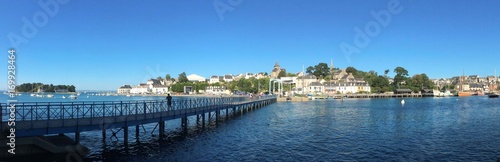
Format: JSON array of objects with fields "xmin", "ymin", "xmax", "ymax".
[{"xmin": 118, "ymin": 61, "xmax": 499, "ymax": 95}]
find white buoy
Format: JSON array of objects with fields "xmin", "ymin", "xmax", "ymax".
[{"xmin": 401, "ymin": 99, "xmax": 405, "ymax": 104}]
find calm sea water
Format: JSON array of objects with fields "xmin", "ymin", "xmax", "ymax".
[{"xmin": 2, "ymin": 94, "xmax": 500, "ymax": 161}]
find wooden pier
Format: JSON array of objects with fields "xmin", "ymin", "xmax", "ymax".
[{"xmin": 0, "ymin": 96, "xmax": 276, "ymax": 157}]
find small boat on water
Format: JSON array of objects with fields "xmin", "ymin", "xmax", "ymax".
[
  {"xmin": 46, "ymin": 94, "xmax": 54, "ymax": 98},
  {"xmin": 30, "ymin": 93, "xmax": 36, "ymax": 97},
  {"xmin": 458, "ymin": 91, "xmax": 473, "ymax": 97},
  {"xmin": 62, "ymin": 96, "xmax": 66, "ymax": 99},
  {"xmin": 488, "ymin": 92, "xmax": 499, "ymax": 98},
  {"xmin": 69, "ymin": 94, "xmax": 78, "ymax": 99}
]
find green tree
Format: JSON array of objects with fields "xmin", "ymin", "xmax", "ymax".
[
  {"xmin": 171, "ymin": 82, "xmax": 193, "ymax": 93},
  {"xmin": 346, "ymin": 66, "xmax": 358, "ymax": 74},
  {"xmin": 306, "ymin": 63, "xmax": 330, "ymax": 78},
  {"xmin": 410, "ymin": 73, "xmax": 434, "ymax": 90},
  {"xmin": 178, "ymin": 72, "xmax": 189, "ymax": 83},
  {"xmin": 278, "ymin": 71, "xmax": 286, "ymax": 78},
  {"xmin": 165, "ymin": 74, "xmax": 171, "ymax": 81},
  {"xmin": 393, "ymin": 67, "xmax": 409, "ymax": 87},
  {"xmin": 195, "ymin": 82, "xmax": 209, "ymax": 92},
  {"xmin": 286, "ymin": 72, "xmax": 297, "ymax": 77},
  {"xmin": 313, "ymin": 63, "xmax": 330, "ymax": 79},
  {"xmin": 306, "ymin": 66, "xmax": 314, "ymax": 75},
  {"xmin": 384, "ymin": 69, "xmax": 390, "ymax": 78}
]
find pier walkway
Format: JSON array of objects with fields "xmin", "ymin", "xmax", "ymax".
[{"xmin": 1, "ymin": 96, "xmax": 276, "ymax": 142}]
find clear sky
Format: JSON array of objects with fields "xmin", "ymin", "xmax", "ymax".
[{"xmin": 1, "ymin": 0, "xmax": 499, "ymax": 91}]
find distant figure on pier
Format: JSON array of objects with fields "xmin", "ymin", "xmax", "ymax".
[{"xmin": 166, "ymin": 93, "xmax": 172, "ymax": 110}]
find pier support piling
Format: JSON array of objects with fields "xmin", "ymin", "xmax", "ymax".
[
  {"xmin": 216, "ymin": 110, "xmax": 220, "ymax": 125},
  {"xmin": 196, "ymin": 114, "xmax": 200, "ymax": 125},
  {"xmin": 102, "ymin": 128, "xmax": 106, "ymax": 143},
  {"xmin": 181, "ymin": 116, "xmax": 188, "ymax": 132},
  {"xmin": 124, "ymin": 126, "xmax": 128, "ymax": 146},
  {"xmin": 159, "ymin": 121, "xmax": 165, "ymax": 137},
  {"xmin": 135, "ymin": 125, "xmax": 140, "ymax": 141},
  {"xmin": 75, "ymin": 131, "xmax": 80, "ymax": 144},
  {"xmin": 202, "ymin": 112, "xmax": 205, "ymax": 128}
]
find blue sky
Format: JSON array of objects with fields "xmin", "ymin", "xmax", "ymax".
[{"xmin": 1, "ymin": 0, "xmax": 499, "ymax": 91}]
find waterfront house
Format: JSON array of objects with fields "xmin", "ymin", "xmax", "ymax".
[
  {"xmin": 308, "ymin": 82, "xmax": 323, "ymax": 95},
  {"xmin": 205, "ymin": 86, "xmax": 228, "ymax": 95},
  {"xmin": 151, "ymin": 85, "xmax": 169, "ymax": 94},
  {"xmin": 395, "ymin": 89, "xmax": 412, "ymax": 94},
  {"xmin": 295, "ymin": 74, "xmax": 317, "ymax": 89},
  {"xmin": 323, "ymin": 82, "xmax": 336, "ymax": 94},
  {"xmin": 469, "ymin": 83, "xmax": 483, "ymax": 91},
  {"xmin": 336, "ymin": 82, "xmax": 356, "ymax": 94},
  {"xmin": 456, "ymin": 84, "xmax": 470, "ymax": 91},
  {"xmin": 355, "ymin": 82, "xmax": 371, "ymax": 93},
  {"xmin": 130, "ymin": 84, "xmax": 150, "ymax": 94},
  {"xmin": 421, "ymin": 89, "xmax": 434, "ymax": 97},
  {"xmin": 117, "ymin": 85, "xmax": 132, "ymax": 94}
]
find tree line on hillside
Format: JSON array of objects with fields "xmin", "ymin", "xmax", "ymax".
[
  {"xmin": 161, "ymin": 63, "xmax": 435, "ymax": 94},
  {"xmin": 16, "ymin": 83, "xmax": 76, "ymax": 92},
  {"xmin": 304, "ymin": 63, "xmax": 435, "ymax": 93}
]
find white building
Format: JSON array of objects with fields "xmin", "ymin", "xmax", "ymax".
[
  {"xmin": 130, "ymin": 84, "xmax": 151, "ymax": 94},
  {"xmin": 187, "ymin": 74, "xmax": 206, "ymax": 82},
  {"xmin": 295, "ymin": 74, "xmax": 317, "ymax": 91},
  {"xmin": 335, "ymin": 82, "xmax": 371, "ymax": 94},
  {"xmin": 224, "ymin": 74, "xmax": 234, "ymax": 82},
  {"xmin": 209, "ymin": 75, "xmax": 221, "ymax": 84},
  {"xmin": 308, "ymin": 82, "xmax": 323, "ymax": 95},
  {"xmin": 245, "ymin": 73, "xmax": 255, "ymax": 79},
  {"xmin": 205, "ymin": 86, "xmax": 228, "ymax": 95},
  {"xmin": 117, "ymin": 85, "xmax": 132, "ymax": 94},
  {"xmin": 151, "ymin": 85, "xmax": 169, "ymax": 94}
]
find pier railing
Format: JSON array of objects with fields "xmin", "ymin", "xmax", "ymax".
[{"xmin": 1, "ymin": 96, "xmax": 275, "ymax": 131}]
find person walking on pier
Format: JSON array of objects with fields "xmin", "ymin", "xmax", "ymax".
[{"xmin": 167, "ymin": 93, "xmax": 172, "ymax": 110}]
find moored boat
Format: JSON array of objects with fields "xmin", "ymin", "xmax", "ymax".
[
  {"xmin": 488, "ymin": 92, "xmax": 499, "ymax": 98},
  {"xmin": 458, "ymin": 91, "xmax": 473, "ymax": 97},
  {"xmin": 69, "ymin": 94, "xmax": 78, "ymax": 99}
]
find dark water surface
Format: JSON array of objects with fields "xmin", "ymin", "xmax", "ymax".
[
  {"xmin": 3, "ymin": 94, "xmax": 500, "ymax": 161},
  {"xmin": 78, "ymin": 97, "xmax": 500, "ymax": 161}
]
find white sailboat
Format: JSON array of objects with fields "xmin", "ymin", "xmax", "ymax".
[{"xmin": 69, "ymin": 94, "xmax": 78, "ymax": 99}]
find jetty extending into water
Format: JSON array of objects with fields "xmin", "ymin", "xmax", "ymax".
[
  {"xmin": 278, "ymin": 93, "xmax": 423, "ymax": 101},
  {"xmin": 0, "ymin": 96, "xmax": 276, "ymax": 158}
]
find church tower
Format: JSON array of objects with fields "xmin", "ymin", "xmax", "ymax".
[
  {"xmin": 271, "ymin": 61, "xmax": 281, "ymax": 79},
  {"xmin": 330, "ymin": 59, "xmax": 335, "ymax": 80}
]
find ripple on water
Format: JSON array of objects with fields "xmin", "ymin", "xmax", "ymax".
[{"xmin": 65, "ymin": 97, "xmax": 500, "ymax": 161}]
